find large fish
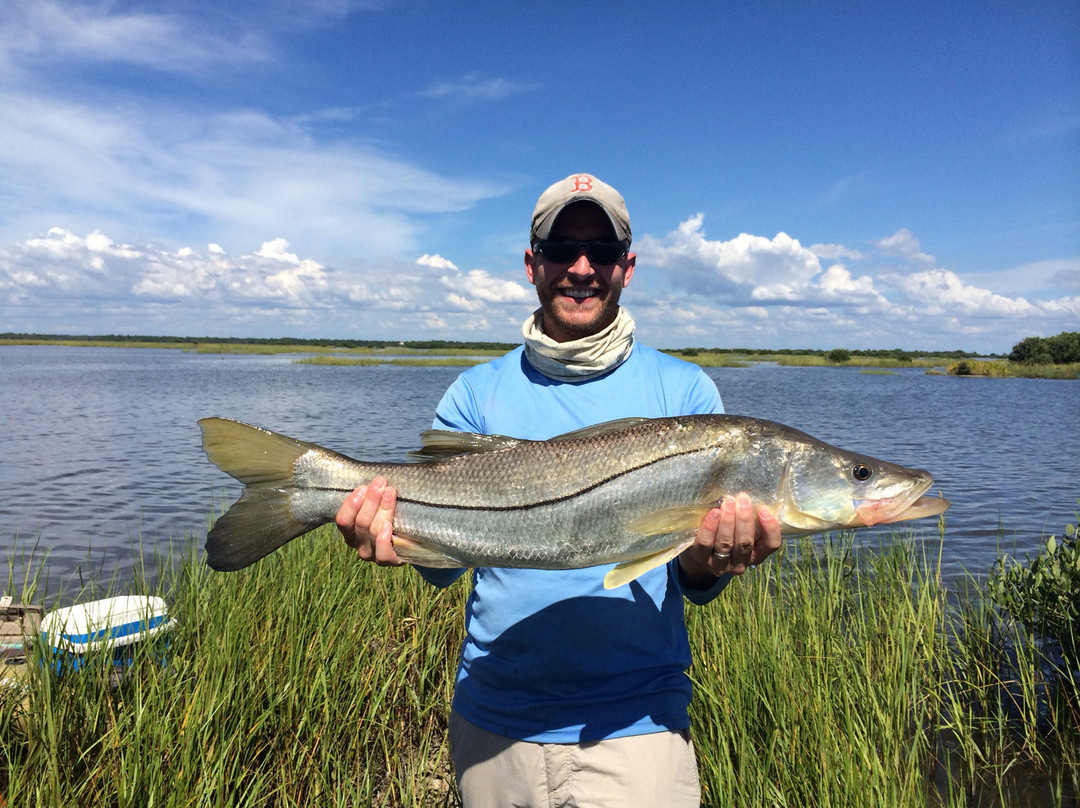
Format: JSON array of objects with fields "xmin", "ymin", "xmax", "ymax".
[{"xmin": 199, "ymin": 415, "xmax": 949, "ymax": 588}]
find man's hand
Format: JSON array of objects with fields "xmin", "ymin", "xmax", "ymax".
[
  {"xmin": 335, "ymin": 476, "xmax": 404, "ymax": 565},
  {"xmin": 678, "ymin": 493, "xmax": 782, "ymax": 588}
]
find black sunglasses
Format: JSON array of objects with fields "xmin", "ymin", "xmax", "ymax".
[{"xmin": 535, "ymin": 239, "xmax": 628, "ymax": 265}]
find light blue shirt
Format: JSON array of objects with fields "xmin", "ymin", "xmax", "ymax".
[{"xmin": 416, "ymin": 342, "xmax": 731, "ymax": 742}]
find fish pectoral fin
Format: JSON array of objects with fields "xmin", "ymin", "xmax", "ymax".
[
  {"xmin": 604, "ymin": 535, "xmax": 697, "ymax": 590},
  {"xmin": 777, "ymin": 507, "xmax": 835, "ymax": 533},
  {"xmin": 626, "ymin": 506, "xmax": 716, "ymax": 536},
  {"xmin": 409, "ymin": 430, "xmax": 524, "ymax": 460},
  {"xmin": 391, "ymin": 535, "xmax": 466, "ymax": 568}
]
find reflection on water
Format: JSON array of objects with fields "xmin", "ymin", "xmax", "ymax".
[{"xmin": 1, "ymin": 346, "xmax": 1078, "ymax": 596}]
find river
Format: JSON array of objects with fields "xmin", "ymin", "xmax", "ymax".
[{"xmin": 1, "ymin": 345, "xmax": 1077, "ymax": 599}]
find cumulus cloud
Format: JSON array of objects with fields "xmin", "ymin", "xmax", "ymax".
[
  {"xmin": 880, "ymin": 267, "xmax": 1080, "ymax": 322},
  {"xmin": 876, "ymin": 228, "xmax": 936, "ymax": 266},
  {"xmin": 440, "ymin": 269, "xmax": 531, "ymax": 312},
  {"xmin": 810, "ymin": 243, "xmax": 864, "ymax": 261},
  {"xmin": 620, "ymin": 215, "xmax": 1080, "ymax": 350},
  {"xmin": 417, "ymin": 254, "xmax": 458, "ymax": 270},
  {"xmin": 880, "ymin": 268, "xmax": 1035, "ymax": 316},
  {"xmin": 0, "ymin": 228, "xmax": 536, "ymax": 339},
  {"xmin": 636, "ymin": 214, "xmax": 887, "ymax": 308}
]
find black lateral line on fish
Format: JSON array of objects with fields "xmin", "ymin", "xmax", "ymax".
[{"xmin": 301, "ymin": 444, "xmax": 715, "ymax": 513}]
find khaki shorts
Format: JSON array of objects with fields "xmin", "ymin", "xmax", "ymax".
[{"xmin": 449, "ymin": 710, "xmax": 701, "ymax": 808}]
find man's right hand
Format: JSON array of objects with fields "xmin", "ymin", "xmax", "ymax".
[{"xmin": 335, "ymin": 476, "xmax": 404, "ymax": 565}]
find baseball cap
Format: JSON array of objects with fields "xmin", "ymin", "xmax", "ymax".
[{"xmin": 530, "ymin": 173, "xmax": 632, "ymax": 246}]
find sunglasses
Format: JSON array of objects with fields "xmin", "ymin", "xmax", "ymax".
[{"xmin": 535, "ymin": 239, "xmax": 628, "ymax": 265}]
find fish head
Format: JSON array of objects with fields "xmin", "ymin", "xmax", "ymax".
[{"xmin": 777, "ymin": 441, "xmax": 949, "ymax": 534}]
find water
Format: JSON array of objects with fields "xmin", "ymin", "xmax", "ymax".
[{"xmin": 2, "ymin": 346, "xmax": 1078, "ymax": 598}]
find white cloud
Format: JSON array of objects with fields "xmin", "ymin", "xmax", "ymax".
[
  {"xmin": 4, "ymin": 222, "xmax": 1078, "ymax": 352},
  {"xmin": 810, "ymin": 243, "xmax": 864, "ymax": 261},
  {"xmin": 440, "ymin": 269, "xmax": 531, "ymax": 311},
  {"xmin": 636, "ymin": 214, "xmax": 888, "ymax": 308},
  {"xmin": 621, "ymin": 216, "xmax": 1080, "ymax": 351},
  {"xmin": 418, "ymin": 254, "xmax": 458, "ymax": 270},
  {"xmin": 638, "ymin": 214, "xmax": 817, "ymax": 288},
  {"xmin": 880, "ymin": 268, "xmax": 1035, "ymax": 317},
  {"xmin": 0, "ymin": 0, "xmax": 268, "ymax": 76},
  {"xmin": 1054, "ymin": 268, "xmax": 1080, "ymax": 292},
  {"xmin": 0, "ymin": 91, "xmax": 508, "ymax": 259},
  {"xmin": 0, "ymin": 228, "xmax": 536, "ymax": 340},
  {"xmin": 419, "ymin": 74, "xmax": 540, "ymax": 102},
  {"xmin": 880, "ymin": 267, "xmax": 1080, "ymax": 323},
  {"xmin": 876, "ymin": 228, "xmax": 936, "ymax": 266}
]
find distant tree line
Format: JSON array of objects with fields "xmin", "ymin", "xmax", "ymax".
[
  {"xmin": 669, "ymin": 346, "xmax": 987, "ymax": 360},
  {"xmin": 1008, "ymin": 332, "xmax": 1080, "ymax": 365},
  {"xmin": 0, "ymin": 333, "xmax": 519, "ymax": 352},
  {"xmin": 3, "ymin": 333, "xmax": 1010, "ymax": 359}
]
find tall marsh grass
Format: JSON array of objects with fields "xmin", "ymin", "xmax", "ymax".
[
  {"xmin": 948, "ymin": 360, "xmax": 1080, "ymax": 380},
  {"xmin": 2, "ymin": 528, "xmax": 1076, "ymax": 806}
]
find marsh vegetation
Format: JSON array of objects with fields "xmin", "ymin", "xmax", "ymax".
[{"xmin": 2, "ymin": 518, "xmax": 1077, "ymax": 807}]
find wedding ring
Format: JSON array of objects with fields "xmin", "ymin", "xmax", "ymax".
[{"xmin": 713, "ymin": 551, "xmax": 732, "ymax": 561}]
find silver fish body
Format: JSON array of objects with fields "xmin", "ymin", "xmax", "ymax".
[{"xmin": 199, "ymin": 414, "xmax": 950, "ymax": 588}]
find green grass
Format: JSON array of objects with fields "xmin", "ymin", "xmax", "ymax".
[
  {"xmin": 665, "ymin": 350, "xmax": 1078, "ymax": 379},
  {"xmin": 2, "ymin": 529, "xmax": 1077, "ymax": 806},
  {"xmin": 665, "ymin": 350, "xmax": 947, "ymax": 370},
  {"xmin": 947, "ymin": 360, "xmax": 1080, "ymax": 379}
]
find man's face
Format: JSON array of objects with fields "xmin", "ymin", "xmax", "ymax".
[{"xmin": 524, "ymin": 202, "xmax": 636, "ymax": 343}]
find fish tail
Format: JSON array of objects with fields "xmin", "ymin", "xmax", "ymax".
[{"xmin": 199, "ymin": 417, "xmax": 325, "ymax": 571}]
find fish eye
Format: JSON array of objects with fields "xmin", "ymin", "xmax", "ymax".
[{"xmin": 852, "ymin": 464, "xmax": 872, "ymax": 482}]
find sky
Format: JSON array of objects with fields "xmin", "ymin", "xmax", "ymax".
[{"xmin": 0, "ymin": 0, "xmax": 1077, "ymax": 353}]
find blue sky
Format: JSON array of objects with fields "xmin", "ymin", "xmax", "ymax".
[{"xmin": 0, "ymin": 0, "xmax": 1077, "ymax": 352}]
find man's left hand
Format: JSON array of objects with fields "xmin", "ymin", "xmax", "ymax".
[{"xmin": 678, "ymin": 493, "xmax": 782, "ymax": 587}]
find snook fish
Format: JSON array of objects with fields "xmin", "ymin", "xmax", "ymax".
[{"xmin": 199, "ymin": 415, "xmax": 950, "ymax": 589}]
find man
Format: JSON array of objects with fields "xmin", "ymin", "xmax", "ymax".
[{"xmin": 337, "ymin": 173, "xmax": 782, "ymax": 806}]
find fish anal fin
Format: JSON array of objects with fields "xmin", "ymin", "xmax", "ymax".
[
  {"xmin": 626, "ymin": 505, "xmax": 716, "ymax": 536},
  {"xmin": 392, "ymin": 534, "xmax": 466, "ymax": 568},
  {"xmin": 604, "ymin": 536, "xmax": 697, "ymax": 589}
]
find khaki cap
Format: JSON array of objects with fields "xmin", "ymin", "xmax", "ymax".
[{"xmin": 530, "ymin": 173, "xmax": 632, "ymax": 246}]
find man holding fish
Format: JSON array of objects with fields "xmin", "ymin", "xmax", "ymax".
[{"xmin": 336, "ymin": 173, "xmax": 783, "ymax": 806}]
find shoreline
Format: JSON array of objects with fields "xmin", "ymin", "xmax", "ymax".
[{"xmin": 4, "ymin": 339, "xmax": 1076, "ymax": 378}]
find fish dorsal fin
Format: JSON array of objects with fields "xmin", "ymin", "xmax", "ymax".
[
  {"xmin": 604, "ymin": 534, "xmax": 697, "ymax": 589},
  {"xmin": 408, "ymin": 417, "xmax": 650, "ymax": 459},
  {"xmin": 626, "ymin": 505, "xmax": 716, "ymax": 536},
  {"xmin": 408, "ymin": 430, "xmax": 524, "ymax": 461},
  {"xmin": 550, "ymin": 417, "xmax": 651, "ymax": 442}
]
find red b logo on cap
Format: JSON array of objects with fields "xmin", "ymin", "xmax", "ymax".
[{"xmin": 571, "ymin": 175, "xmax": 593, "ymax": 192}]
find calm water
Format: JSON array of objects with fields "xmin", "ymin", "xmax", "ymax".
[{"xmin": 2, "ymin": 346, "xmax": 1077, "ymax": 597}]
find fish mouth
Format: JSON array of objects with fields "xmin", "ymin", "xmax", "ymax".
[{"xmin": 855, "ymin": 493, "xmax": 951, "ymax": 527}]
